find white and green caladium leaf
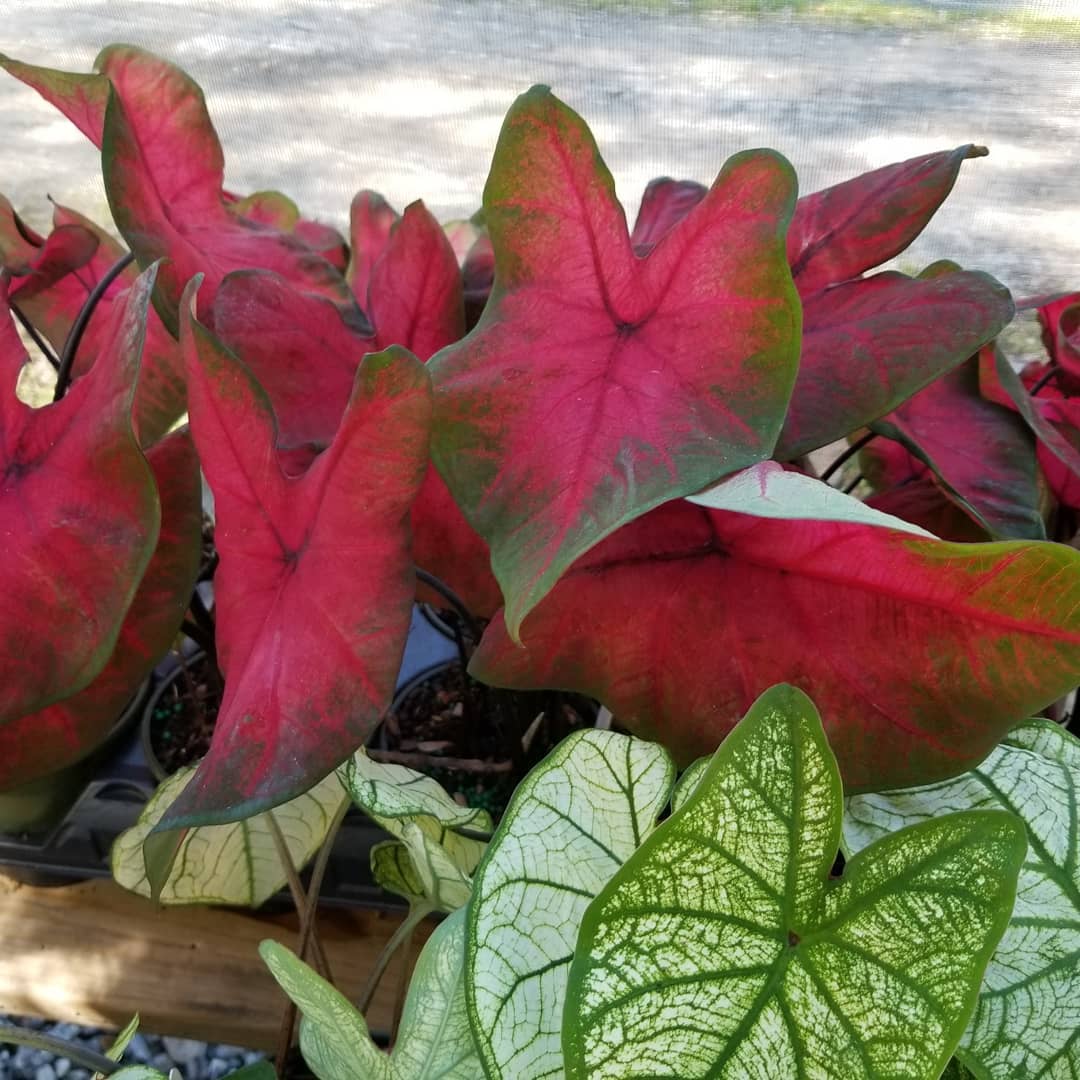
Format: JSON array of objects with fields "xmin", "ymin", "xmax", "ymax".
[
  {"xmin": 260, "ymin": 906, "xmax": 482, "ymax": 1080},
  {"xmin": 844, "ymin": 719, "xmax": 1080, "ymax": 1080},
  {"xmin": 686, "ymin": 460, "xmax": 935, "ymax": 537},
  {"xmin": 564, "ymin": 684, "xmax": 1026, "ymax": 1080},
  {"xmin": 346, "ymin": 749, "xmax": 491, "ymax": 914},
  {"xmin": 345, "ymin": 749, "xmax": 492, "ymax": 833},
  {"xmin": 466, "ymin": 729, "xmax": 675, "ymax": 1080},
  {"xmin": 671, "ymin": 756, "xmax": 710, "ymax": 813},
  {"xmin": 111, "ymin": 766, "xmax": 347, "ymax": 905}
]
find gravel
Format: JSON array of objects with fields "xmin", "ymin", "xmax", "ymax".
[{"xmin": 0, "ymin": 1015, "xmax": 267, "ymax": 1080}]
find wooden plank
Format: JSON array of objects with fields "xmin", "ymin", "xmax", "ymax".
[{"xmin": 0, "ymin": 874, "xmax": 431, "ymax": 1050}]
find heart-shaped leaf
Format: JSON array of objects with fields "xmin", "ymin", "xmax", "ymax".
[
  {"xmin": 162, "ymin": 283, "xmax": 431, "ymax": 827},
  {"xmin": 98, "ymin": 46, "xmax": 354, "ymax": 334},
  {"xmin": 112, "ymin": 766, "xmax": 347, "ymax": 906},
  {"xmin": 864, "ymin": 476, "xmax": 992, "ymax": 543},
  {"xmin": 465, "ymin": 729, "xmax": 674, "ymax": 1079},
  {"xmin": 472, "ymin": 497, "xmax": 1080, "ymax": 791},
  {"xmin": 0, "ymin": 269, "xmax": 159, "ymax": 724},
  {"xmin": 775, "ymin": 270, "xmax": 1015, "ymax": 459},
  {"xmin": 844, "ymin": 719, "xmax": 1080, "ymax": 1079},
  {"xmin": 564, "ymin": 684, "xmax": 1026, "ymax": 1080},
  {"xmin": 1037, "ymin": 290, "xmax": 1080, "ymax": 388},
  {"xmin": 788, "ymin": 145, "xmax": 988, "ymax": 296},
  {"xmin": 430, "ymin": 85, "xmax": 801, "ymax": 638},
  {"xmin": 261, "ymin": 906, "xmax": 480, "ymax": 1080},
  {"xmin": 0, "ymin": 429, "xmax": 200, "ymax": 788}
]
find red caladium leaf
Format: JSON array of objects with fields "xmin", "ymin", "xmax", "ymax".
[
  {"xmin": 212, "ymin": 270, "xmax": 374, "ymax": 452},
  {"xmin": 348, "ymin": 190, "xmax": 399, "ymax": 304},
  {"xmin": 864, "ymin": 477, "xmax": 991, "ymax": 542},
  {"xmin": 367, "ymin": 201, "xmax": 466, "ymax": 358},
  {"xmin": 863, "ymin": 354, "xmax": 1044, "ymax": 540},
  {"xmin": 7, "ymin": 203, "xmax": 187, "ymax": 446},
  {"xmin": 788, "ymin": 145, "xmax": 988, "ymax": 296},
  {"xmin": 0, "ymin": 269, "xmax": 159, "ymax": 725},
  {"xmin": 0, "ymin": 429, "xmax": 201, "ymax": 789},
  {"xmin": 630, "ymin": 177, "xmax": 707, "ymax": 254},
  {"xmin": 774, "ymin": 270, "xmax": 1014, "ymax": 459},
  {"xmin": 0, "ymin": 52, "xmax": 109, "ymax": 144},
  {"xmin": 429, "ymin": 85, "xmax": 801, "ymax": 639},
  {"xmin": 461, "ymin": 230, "xmax": 494, "ymax": 330},
  {"xmin": 0, "ymin": 193, "xmax": 45, "ymax": 275},
  {"xmin": 1037, "ymin": 291, "xmax": 1080, "ymax": 391},
  {"xmin": 167, "ymin": 282, "xmax": 432, "ymax": 826},
  {"xmin": 471, "ymin": 496, "xmax": 1080, "ymax": 791},
  {"xmin": 93, "ymin": 45, "xmax": 353, "ymax": 334},
  {"xmin": 979, "ymin": 345, "xmax": 1080, "ymax": 509},
  {"xmin": 226, "ymin": 190, "xmax": 349, "ymax": 271}
]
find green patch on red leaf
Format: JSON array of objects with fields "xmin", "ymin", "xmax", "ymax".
[
  {"xmin": 472, "ymin": 495, "xmax": 1080, "ymax": 792},
  {"xmin": 165, "ymin": 282, "xmax": 432, "ymax": 827},
  {"xmin": 430, "ymin": 85, "xmax": 801, "ymax": 639},
  {"xmin": 0, "ymin": 269, "xmax": 159, "ymax": 725},
  {"xmin": 0, "ymin": 430, "xmax": 201, "ymax": 788}
]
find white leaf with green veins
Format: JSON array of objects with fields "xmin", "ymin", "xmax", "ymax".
[
  {"xmin": 564, "ymin": 684, "xmax": 1026, "ymax": 1080},
  {"xmin": 371, "ymin": 839, "xmax": 428, "ymax": 903},
  {"xmin": 844, "ymin": 719, "xmax": 1080, "ymax": 1080},
  {"xmin": 260, "ymin": 906, "xmax": 482, "ymax": 1080},
  {"xmin": 111, "ymin": 767, "xmax": 347, "ymax": 905},
  {"xmin": 345, "ymin": 749, "xmax": 492, "ymax": 832},
  {"xmin": 466, "ymin": 729, "xmax": 675, "ymax": 1080}
]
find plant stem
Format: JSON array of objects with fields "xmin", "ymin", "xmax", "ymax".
[
  {"xmin": 842, "ymin": 472, "xmax": 864, "ymax": 495},
  {"xmin": 356, "ymin": 903, "xmax": 432, "ymax": 1016},
  {"xmin": 9, "ymin": 301, "xmax": 61, "ymax": 369},
  {"xmin": 53, "ymin": 251, "xmax": 135, "ymax": 402},
  {"xmin": 821, "ymin": 431, "xmax": 876, "ymax": 483},
  {"xmin": 273, "ymin": 798, "xmax": 350, "ymax": 1074},
  {"xmin": 265, "ymin": 811, "xmax": 333, "ymax": 983},
  {"xmin": 0, "ymin": 1022, "xmax": 119, "ymax": 1076},
  {"xmin": 1029, "ymin": 365, "xmax": 1060, "ymax": 396},
  {"xmin": 415, "ymin": 567, "xmax": 483, "ymax": 644}
]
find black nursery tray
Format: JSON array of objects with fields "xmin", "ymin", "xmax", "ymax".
[{"xmin": 0, "ymin": 607, "xmax": 459, "ymax": 908}]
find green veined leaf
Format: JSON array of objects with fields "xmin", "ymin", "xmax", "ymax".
[
  {"xmin": 111, "ymin": 766, "xmax": 347, "ymax": 906},
  {"xmin": 466, "ymin": 729, "xmax": 675, "ymax": 1079},
  {"xmin": 345, "ymin": 749, "xmax": 491, "ymax": 832},
  {"xmin": 671, "ymin": 757, "xmax": 710, "ymax": 813},
  {"xmin": 346, "ymin": 750, "xmax": 490, "ymax": 913},
  {"xmin": 371, "ymin": 839, "xmax": 428, "ymax": 903},
  {"xmin": 260, "ymin": 906, "xmax": 481, "ymax": 1080},
  {"xmin": 564, "ymin": 685, "xmax": 1026, "ymax": 1080},
  {"xmin": 844, "ymin": 718, "xmax": 1080, "ymax": 1079}
]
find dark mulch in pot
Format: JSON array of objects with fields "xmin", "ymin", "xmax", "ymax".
[
  {"xmin": 148, "ymin": 652, "xmax": 223, "ymax": 777},
  {"xmin": 376, "ymin": 660, "xmax": 596, "ymax": 819}
]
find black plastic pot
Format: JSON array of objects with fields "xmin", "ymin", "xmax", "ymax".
[{"xmin": 0, "ymin": 681, "xmax": 149, "ymax": 837}]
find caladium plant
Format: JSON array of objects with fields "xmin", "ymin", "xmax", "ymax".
[{"xmin": 2, "ymin": 39, "xmax": 1079, "ymax": 1080}]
